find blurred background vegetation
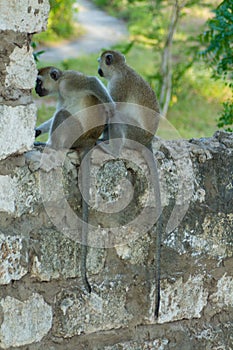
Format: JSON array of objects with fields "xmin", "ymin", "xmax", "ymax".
[
  {"xmin": 34, "ymin": 0, "xmax": 81, "ymax": 43},
  {"xmin": 33, "ymin": 0, "xmax": 232, "ymax": 139}
]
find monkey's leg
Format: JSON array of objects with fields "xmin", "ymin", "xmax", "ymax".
[
  {"xmin": 143, "ymin": 144, "xmax": 162, "ymax": 319},
  {"xmin": 97, "ymin": 111, "xmax": 126, "ymax": 157},
  {"xmin": 49, "ymin": 109, "xmax": 76, "ymax": 149},
  {"xmin": 80, "ymin": 148, "xmax": 92, "ymax": 293}
]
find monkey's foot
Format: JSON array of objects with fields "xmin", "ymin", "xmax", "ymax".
[{"xmin": 34, "ymin": 141, "xmax": 47, "ymax": 147}]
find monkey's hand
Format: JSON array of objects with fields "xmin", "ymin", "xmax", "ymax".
[{"xmin": 35, "ymin": 118, "xmax": 53, "ymax": 138}]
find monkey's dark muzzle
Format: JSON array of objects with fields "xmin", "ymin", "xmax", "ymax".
[
  {"xmin": 98, "ymin": 68, "xmax": 104, "ymax": 77},
  {"xmin": 35, "ymin": 85, "xmax": 48, "ymax": 97},
  {"xmin": 35, "ymin": 78, "xmax": 48, "ymax": 97}
]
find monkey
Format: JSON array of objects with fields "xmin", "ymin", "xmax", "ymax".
[
  {"xmin": 35, "ymin": 66, "xmax": 114, "ymax": 149},
  {"xmin": 35, "ymin": 66, "xmax": 115, "ymax": 293},
  {"xmin": 98, "ymin": 50, "xmax": 162, "ymax": 318},
  {"xmin": 98, "ymin": 50, "xmax": 160, "ymax": 147}
]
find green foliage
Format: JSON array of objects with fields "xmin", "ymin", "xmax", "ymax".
[
  {"xmin": 34, "ymin": 0, "xmax": 78, "ymax": 43},
  {"xmin": 49, "ymin": 0, "xmax": 77, "ymax": 37},
  {"xmin": 93, "ymin": 0, "xmax": 209, "ymax": 112},
  {"xmin": 93, "ymin": 0, "xmax": 130, "ymax": 18},
  {"xmin": 168, "ymin": 63, "xmax": 230, "ymax": 138},
  {"xmin": 31, "ymin": 42, "xmax": 45, "ymax": 62},
  {"xmin": 200, "ymin": 0, "xmax": 233, "ymax": 131},
  {"xmin": 200, "ymin": 0, "xmax": 233, "ymax": 77},
  {"xmin": 217, "ymin": 100, "xmax": 233, "ymax": 131}
]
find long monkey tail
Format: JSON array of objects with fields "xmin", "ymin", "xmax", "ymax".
[
  {"xmin": 154, "ymin": 212, "xmax": 162, "ymax": 318},
  {"xmin": 80, "ymin": 148, "xmax": 92, "ymax": 293},
  {"xmin": 144, "ymin": 144, "xmax": 162, "ymax": 319}
]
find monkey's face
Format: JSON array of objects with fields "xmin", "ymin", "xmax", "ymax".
[
  {"xmin": 35, "ymin": 67, "xmax": 62, "ymax": 97},
  {"xmin": 98, "ymin": 50, "xmax": 126, "ymax": 79}
]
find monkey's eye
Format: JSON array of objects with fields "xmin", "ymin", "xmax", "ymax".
[
  {"xmin": 105, "ymin": 54, "xmax": 113, "ymax": 66},
  {"xmin": 50, "ymin": 69, "xmax": 60, "ymax": 81},
  {"xmin": 36, "ymin": 78, "xmax": 42, "ymax": 86}
]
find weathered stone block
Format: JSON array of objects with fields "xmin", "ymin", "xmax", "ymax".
[
  {"xmin": 0, "ymin": 32, "xmax": 37, "ymax": 105},
  {"xmin": 0, "ymin": 176, "xmax": 16, "ymax": 214},
  {"xmin": 29, "ymin": 228, "xmax": 106, "ymax": 282},
  {"xmin": 0, "ymin": 293, "xmax": 52, "ymax": 349},
  {"xmin": 5, "ymin": 46, "xmax": 37, "ymax": 90},
  {"xmin": 30, "ymin": 229, "xmax": 80, "ymax": 281},
  {"xmin": 102, "ymin": 339, "xmax": 169, "ymax": 350},
  {"xmin": 0, "ymin": 0, "xmax": 50, "ymax": 33},
  {"xmin": 0, "ymin": 233, "xmax": 28, "ymax": 285},
  {"xmin": 0, "ymin": 163, "xmax": 39, "ymax": 217},
  {"xmin": 115, "ymin": 231, "xmax": 152, "ymax": 265},
  {"xmin": 210, "ymin": 274, "xmax": 233, "ymax": 310},
  {"xmin": 53, "ymin": 284, "xmax": 133, "ymax": 338},
  {"xmin": 164, "ymin": 212, "xmax": 233, "ymax": 259},
  {"xmin": 0, "ymin": 104, "xmax": 36, "ymax": 160},
  {"xmin": 158, "ymin": 275, "xmax": 208, "ymax": 324}
]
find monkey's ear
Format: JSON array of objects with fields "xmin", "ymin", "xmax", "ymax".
[
  {"xmin": 50, "ymin": 68, "xmax": 61, "ymax": 81},
  {"xmin": 105, "ymin": 54, "xmax": 113, "ymax": 66}
]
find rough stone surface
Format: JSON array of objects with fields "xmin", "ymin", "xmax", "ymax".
[
  {"xmin": 158, "ymin": 275, "xmax": 209, "ymax": 324},
  {"xmin": 5, "ymin": 46, "xmax": 38, "ymax": 90},
  {"xmin": 0, "ymin": 233, "xmax": 28, "ymax": 285},
  {"xmin": 0, "ymin": 176, "xmax": 16, "ymax": 214},
  {"xmin": 0, "ymin": 132, "xmax": 232, "ymax": 349},
  {"xmin": 0, "ymin": 0, "xmax": 50, "ymax": 33},
  {"xmin": 210, "ymin": 274, "xmax": 233, "ymax": 310},
  {"xmin": 102, "ymin": 338, "xmax": 169, "ymax": 350},
  {"xmin": 0, "ymin": 0, "xmax": 50, "ymax": 162},
  {"xmin": 0, "ymin": 104, "xmax": 36, "ymax": 160},
  {"xmin": 53, "ymin": 283, "xmax": 134, "ymax": 338},
  {"xmin": 0, "ymin": 32, "xmax": 37, "ymax": 106},
  {"xmin": 0, "ymin": 293, "xmax": 52, "ymax": 349}
]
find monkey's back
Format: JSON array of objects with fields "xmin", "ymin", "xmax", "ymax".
[
  {"xmin": 58, "ymin": 71, "xmax": 107, "ymax": 149},
  {"xmin": 109, "ymin": 66, "xmax": 159, "ymax": 111},
  {"xmin": 109, "ymin": 65, "xmax": 160, "ymax": 146}
]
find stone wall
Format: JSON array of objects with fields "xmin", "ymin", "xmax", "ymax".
[
  {"xmin": 0, "ymin": 0, "xmax": 49, "ymax": 160},
  {"xmin": 0, "ymin": 1, "xmax": 233, "ymax": 349},
  {"xmin": 0, "ymin": 134, "xmax": 232, "ymax": 350}
]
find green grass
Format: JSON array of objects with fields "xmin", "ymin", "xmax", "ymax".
[
  {"xmin": 166, "ymin": 64, "xmax": 230, "ymax": 139},
  {"xmin": 167, "ymin": 91, "xmax": 221, "ymax": 139}
]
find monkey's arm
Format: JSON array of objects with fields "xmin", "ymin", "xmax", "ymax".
[
  {"xmin": 87, "ymin": 77, "xmax": 115, "ymax": 116},
  {"xmin": 35, "ymin": 118, "xmax": 53, "ymax": 137}
]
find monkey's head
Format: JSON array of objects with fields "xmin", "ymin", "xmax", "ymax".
[
  {"xmin": 35, "ymin": 67, "xmax": 62, "ymax": 97},
  {"xmin": 98, "ymin": 50, "xmax": 126, "ymax": 79}
]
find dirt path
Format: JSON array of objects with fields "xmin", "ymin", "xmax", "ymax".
[{"xmin": 40, "ymin": 0, "xmax": 128, "ymax": 62}]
